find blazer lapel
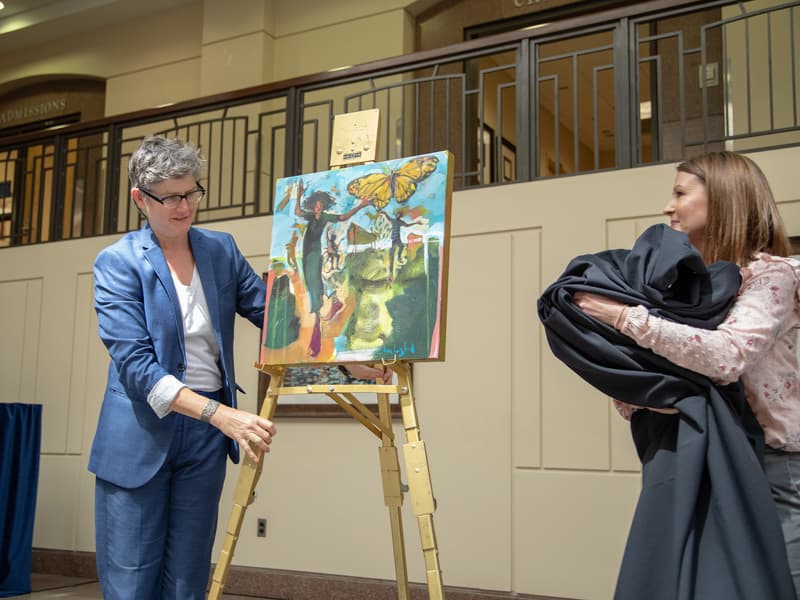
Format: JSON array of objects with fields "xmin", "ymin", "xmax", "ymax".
[
  {"xmin": 189, "ymin": 229, "xmax": 223, "ymax": 350},
  {"xmin": 139, "ymin": 226, "xmax": 184, "ymax": 350}
]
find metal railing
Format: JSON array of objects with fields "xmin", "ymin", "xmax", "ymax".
[{"xmin": 1, "ymin": 0, "xmax": 798, "ymax": 247}]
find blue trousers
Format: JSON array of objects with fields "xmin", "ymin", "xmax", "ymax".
[
  {"xmin": 95, "ymin": 402, "xmax": 227, "ymax": 600},
  {"xmin": 765, "ymin": 448, "xmax": 800, "ymax": 600}
]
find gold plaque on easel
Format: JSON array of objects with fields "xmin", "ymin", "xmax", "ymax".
[{"xmin": 329, "ymin": 108, "xmax": 380, "ymax": 167}]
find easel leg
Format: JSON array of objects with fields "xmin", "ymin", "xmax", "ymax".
[
  {"xmin": 207, "ymin": 369, "xmax": 284, "ymax": 600},
  {"xmin": 377, "ymin": 392, "xmax": 410, "ymax": 600},
  {"xmin": 395, "ymin": 364, "xmax": 445, "ymax": 599}
]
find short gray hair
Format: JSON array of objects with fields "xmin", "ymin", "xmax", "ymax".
[{"xmin": 128, "ymin": 136, "xmax": 203, "ymax": 189}]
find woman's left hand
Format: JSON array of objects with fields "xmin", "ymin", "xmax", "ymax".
[{"xmin": 572, "ymin": 292, "xmax": 628, "ymax": 328}]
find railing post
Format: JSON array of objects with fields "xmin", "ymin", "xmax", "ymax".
[
  {"xmin": 104, "ymin": 124, "xmax": 123, "ymax": 235},
  {"xmin": 50, "ymin": 135, "xmax": 67, "ymax": 242},
  {"xmin": 517, "ymin": 38, "xmax": 533, "ymax": 182},
  {"xmin": 614, "ymin": 17, "xmax": 633, "ymax": 169},
  {"xmin": 10, "ymin": 149, "xmax": 26, "ymax": 246},
  {"xmin": 284, "ymin": 87, "xmax": 300, "ymax": 177}
]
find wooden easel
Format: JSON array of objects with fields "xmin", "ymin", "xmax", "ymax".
[{"xmin": 207, "ymin": 110, "xmax": 445, "ymax": 600}]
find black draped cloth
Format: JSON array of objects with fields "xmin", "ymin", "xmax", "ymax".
[{"xmin": 537, "ymin": 224, "xmax": 795, "ymax": 600}]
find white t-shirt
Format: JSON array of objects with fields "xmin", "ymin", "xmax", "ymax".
[{"xmin": 147, "ymin": 264, "xmax": 222, "ymax": 418}]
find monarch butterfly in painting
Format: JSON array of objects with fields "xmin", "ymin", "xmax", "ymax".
[{"xmin": 346, "ymin": 155, "xmax": 439, "ymax": 208}]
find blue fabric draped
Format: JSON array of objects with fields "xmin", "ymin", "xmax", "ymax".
[{"xmin": 0, "ymin": 403, "xmax": 42, "ymax": 597}]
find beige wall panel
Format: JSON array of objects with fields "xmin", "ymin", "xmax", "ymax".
[
  {"xmin": 747, "ymin": 149, "xmax": 800, "ymax": 235},
  {"xmin": 779, "ymin": 200, "xmax": 800, "ymax": 237},
  {"xmin": 0, "ymin": 237, "xmax": 108, "ymax": 456},
  {"xmin": 452, "ymin": 170, "xmax": 675, "ymax": 473},
  {"xmin": 214, "ymin": 419, "xmax": 408, "ymax": 579},
  {"xmin": 272, "ymin": 11, "xmax": 411, "ymax": 81},
  {"xmin": 200, "ymin": 33, "xmax": 275, "ymax": 96},
  {"xmin": 32, "ymin": 455, "xmax": 85, "ymax": 550},
  {"xmin": 407, "ymin": 233, "xmax": 513, "ymax": 589},
  {"xmin": 0, "ymin": 277, "xmax": 41, "ymax": 405},
  {"xmin": 0, "ymin": 5, "xmax": 201, "ymax": 88},
  {"xmin": 512, "ymin": 228, "xmax": 542, "ymax": 468},
  {"xmin": 105, "ymin": 58, "xmax": 202, "ymax": 117},
  {"xmin": 202, "ymin": 0, "xmax": 274, "ymax": 44},
  {"xmin": 512, "ymin": 469, "xmax": 640, "ymax": 599},
  {"xmin": 449, "ymin": 171, "xmax": 669, "ymax": 257},
  {"xmin": 82, "ymin": 5, "xmax": 202, "ymax": 80},
  {"xmin": 209, "ymin": 216, "xmax": 274, "ymax": 257},
  {"xmin": 272, "ymin": 0, "xmax": 411, "ymax": 37},
  {"xmin": 760, "ymin": 160, "xmax": 800, "ymax": 204},
  {"xmin": 32, "ymin": 271, "xmax": 74, "ymax": 453},
  {"xmin": 66, "ymin": 272, "xmax": 95, "ymax": 455},
  {"xmin": 606, "ymin": 216, "xmax": 666, "ymax": 247},
  {"xmin": 734, "ymin": 131, "xmax": 800, "ymax": 153},
  {"xmin": 31, "ymin": 242, "xmax": 98, "ymax": 455}
]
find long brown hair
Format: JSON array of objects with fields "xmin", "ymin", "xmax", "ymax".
[{"xmin": 676, "ymin": 151, "xmax": 791, "ymax": 266}]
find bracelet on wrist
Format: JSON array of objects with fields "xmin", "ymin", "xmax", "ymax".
[
  {"xmin": 613, "ymin": 307, "xmax": 628, "ymax": 330},
  {"xmin": 200, "ymin": 399, "xmax": 220, "ymax": 423}
]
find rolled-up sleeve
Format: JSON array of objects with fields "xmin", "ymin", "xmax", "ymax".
[
  {"xmin": 620, "ymin": 259, "xmax": 798, "ymax": 385},
  {"xmin": 148, "ymin": 375, "xmax": 185, "ymax": 418}
]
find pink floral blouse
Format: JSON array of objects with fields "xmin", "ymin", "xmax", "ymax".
[{"xmin": 615, "ymin": 253, "xmax": 800, "ymax": 451}]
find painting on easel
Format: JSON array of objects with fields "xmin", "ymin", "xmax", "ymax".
[{"xmin": 261, "ymin": 150, "xmax": 453, "ymax": 366}]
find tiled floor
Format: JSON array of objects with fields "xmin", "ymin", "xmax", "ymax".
[
  {"xmin": 9, "ymin": 573, "xmax": 266, "ymax": 599},
  {"xmin": 9, "ymin": 574, "xmax": 102, "ymax": 599}
]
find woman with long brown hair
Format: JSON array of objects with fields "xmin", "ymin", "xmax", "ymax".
[{"xmin": 575, "ymin": 151, "xmax": 800, "ymax": 596}]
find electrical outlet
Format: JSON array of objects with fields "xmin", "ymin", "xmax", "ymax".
[{"xmin": 257, "ymin": 518, "xmax": 267, "ymax": 538}]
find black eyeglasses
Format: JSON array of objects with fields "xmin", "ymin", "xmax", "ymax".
[{"xmin": 140, "ymin": 183, "xmax": 205, "ymax": 209}]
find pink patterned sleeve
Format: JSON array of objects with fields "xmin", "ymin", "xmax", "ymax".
[{"xmin": 619, "ymin": 258, "xmax": 799, "ymax": 385}]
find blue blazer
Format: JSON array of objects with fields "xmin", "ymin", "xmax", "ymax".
[{"xmin": 88, "ymin": 225, "xmax": 266, "ymax": 488}]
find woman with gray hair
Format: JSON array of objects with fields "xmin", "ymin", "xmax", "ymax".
[{"xmin": 89, "ymin": 135, "xmax": 276, "ymax": 599}]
